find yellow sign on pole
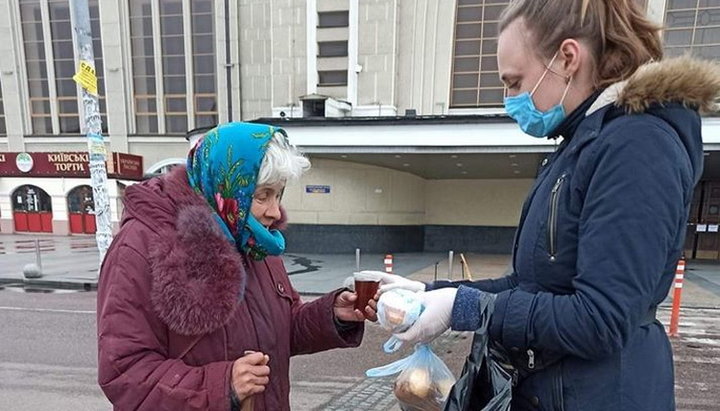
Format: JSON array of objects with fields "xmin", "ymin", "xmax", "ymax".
[{"xmin": 72, "ymin": 60, "xmax": 98, "ymax": 96}]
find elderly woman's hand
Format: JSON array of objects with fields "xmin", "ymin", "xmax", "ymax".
[
  {"xmin": 334, "ymin": 291, "xmax": 378, "ymax": 322},
  {"xmin": 231, "ymin": 352, "xmax": 270, "ymax": 402}
]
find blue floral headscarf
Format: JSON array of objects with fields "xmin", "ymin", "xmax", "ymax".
[{"xmin": 186, "ymin": 122, "xmax": 285, "ymax": 260}]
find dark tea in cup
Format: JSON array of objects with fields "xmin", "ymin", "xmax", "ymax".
[{"xmin": 354, "ymin": 272, "xmax": 381, "ymax": 310}]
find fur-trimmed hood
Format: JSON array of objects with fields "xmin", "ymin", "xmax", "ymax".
[
  {"xmin": 585, "ymin": 56, "xmax": 719, "ymax": 185},
  {"xmin": 588, "ymin": 55, "xmax": 720, "ymax": 116},
  {"xmin": 122, "ymin": 166, "xmax": 287, "ymax": 336}
]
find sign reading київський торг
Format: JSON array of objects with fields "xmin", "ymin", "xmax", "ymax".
[{"xmin": 0, "ymin": 152, "xmax": 144, "ymax": 180}]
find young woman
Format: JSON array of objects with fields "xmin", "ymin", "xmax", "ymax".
[{"xmin": 376, "ymin": 1, "xmax": 720, "ymax": 409}]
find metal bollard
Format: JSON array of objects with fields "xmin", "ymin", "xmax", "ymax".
[
  {"xmin": 35, "ymin": 239, "xmax": 43, "ymax": 271},
  {"xmin": 384, "ymin": 254, "xmax": 394, "ymax": 273},
  {"xmin": 355, "ymin": 248, "xmax": 361, "ymax": 272},
  {"xmin": 668, "ymin": 258, "xmax": 686, "ymax": 337},
  {"xmin": 23, "ymin": 239, "xmax": 43, "ymax": 279}
]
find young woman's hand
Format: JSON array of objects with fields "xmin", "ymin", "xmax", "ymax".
[{"xmin": 393, "ymin": 288, "xmax": 458, "ymax": 344}]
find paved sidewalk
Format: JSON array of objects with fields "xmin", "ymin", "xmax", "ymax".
[
  {"xmin": 0, "ymin": 234, "xmax": 100, "ymax": 290},
  {"xmin": 0, "ymin": 234, "xmax": 448, "ymax": 294},
  {"xmin": 1, "ymin": 233, "xmax": 720, "ymax": 309},
  {"xmin": 408, "ymin": 253, "xmax": 720, "ymax": 309},
  {"xmin": 1, "ymin": 233, "xmax": 719, "ymax": 409},
  {"xmin": 283, "ymin": 252, "xmax": 446, "ymax": 295}
]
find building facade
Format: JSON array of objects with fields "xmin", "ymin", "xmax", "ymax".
[{"xmin": 0, "ymin": 0, "xmax": 720, "ymax": 257}]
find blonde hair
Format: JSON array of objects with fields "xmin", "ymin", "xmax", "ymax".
[
  {"xmin": 499, "ymin": 0, "xmax": 663, "ymax": 88},
  {"xmin": 257, "ymin": 130, "xmax": 311, "ymax": 186}
]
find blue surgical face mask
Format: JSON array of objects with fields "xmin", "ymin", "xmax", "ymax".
[{"xmin": 504, "ymin": 52, "xmax": 572, "ymax": 138}]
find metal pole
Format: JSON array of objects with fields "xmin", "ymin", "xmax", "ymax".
[
  {"xmin": 70, "ymin": 0, "xmax": 112, "ymax": 267},
  {"xmin": 355, "ymin": 248, "xmax": 361, "ymax": 272},
  {"xmin": 448, "ymin": 250, "xmax": 454, "ymax": 280},
  {"xmin": 35, "ymin": 239, "xmax": 42, "ymax": 271}
]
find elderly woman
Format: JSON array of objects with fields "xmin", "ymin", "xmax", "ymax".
[{"xmin": 97, "ymin": 122, "xmax": 370, "ymax": 411}]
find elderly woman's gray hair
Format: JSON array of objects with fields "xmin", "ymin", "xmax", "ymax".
[{"xmin": 257, "ymin": 131, "xmax": 311, "ymax": 186}]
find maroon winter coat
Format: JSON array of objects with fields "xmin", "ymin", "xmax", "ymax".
[{"xmin": 97, "ymin": 167, "xmax": 363, "ymax": 410}]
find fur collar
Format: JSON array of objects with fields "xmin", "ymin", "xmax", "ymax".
[
  {"xmin": 587, "ymin": 56, "xmax": 720, "ymax": 116},
  {"xmin": 145, "ymin": 167, "xmax": 287, "ymax": 336}
]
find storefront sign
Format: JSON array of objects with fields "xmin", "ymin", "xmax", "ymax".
[
  {"xmin": 0, "ymin": 152, "xmax": 144, "ymax": 180},
  {"xmin": 306, "ymin": 185, "xmax": 331, "ymax": 194},
  {"xmin": 16, "ymin": 152, "xmax": 34, "ymax": 173},
  {"xmin": 106, "ymin": 153, "xmax": 144, "ymax": 180}
]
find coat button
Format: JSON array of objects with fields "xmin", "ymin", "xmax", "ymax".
[
  {"xmin": 277, "ymin": 283, "xmax": 285, "ymax": 293},
  {"xmin": 541, "ymin": 158, "xmax": 549, "ymax": 166},
  {"xmin": 531, "ymin": 396, "xmax": 540, "ymax": 407}
]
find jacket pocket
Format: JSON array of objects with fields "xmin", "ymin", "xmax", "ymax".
[{"xmin": 547, "ymin": 173, "xmax": 566, "ymax": 262}]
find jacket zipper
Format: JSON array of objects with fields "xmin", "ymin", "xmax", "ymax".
[
  {"xmin": 548, "ymin": 174, "xmax": 566, "ymax": 261},
  {"xmin": 527, "ymin": 348, "xmax": 536, "ymax": 369}
]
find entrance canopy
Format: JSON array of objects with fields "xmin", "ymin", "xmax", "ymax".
[{"xmin": 254, "ymin": 115, "xmax": 720, "ymax": 180}]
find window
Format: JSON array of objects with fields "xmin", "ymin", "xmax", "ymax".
[
  {"xmin": 128, "ymin": 0, "xmax": 218, "ymax": 134},
  {"xmin": 318, "ymin": 11, "xmax": 349, "ymax": 28},
  {"xmin": 450, "ymin": 0, "xmax": 509, "ymax": 108},
  {"xmin": 160, "ymin": 0, "xmax": 187, "ymax": 133},
  {"xmin": 48, "ymin": 0, "xmax": 79, "ymax": 133},
  {"xmin": 19, "ymin": 0, "xmax": 52, "ymax": 133},
  {"xmin": 318, "ymin": 41, "xmax": 348, "ymax": 57},
  {"xmin": 0, "ymin": 81, "xmax": 5, "ymax": 134},
  {"xmin": 448, "ymin": 0, "xmax": 650, "ymax": 108},
  {"xmin": 318, "ymin": 70, "xmax": 348, "ymax": 86},
  {"xmin": 303, "ymin": 99, "xmax": 325, "ymax": 117},
  {"xmin": 665, "ymin": 0, "xmax": 720, "ymax": 60},
  {"xmin": 27, "ymin": 0, "xmax": 107, "ymax": 134},
  {"xmin": 191, "ymin": 0, "xmax": 217, "ymax": 128},
  {"xmin": 129, "ymin": 0, "xmax": 158, "ymax": 133},
  {"xmin": 12, "ymin": 185, "xmax": 53, "ymax": 213}
]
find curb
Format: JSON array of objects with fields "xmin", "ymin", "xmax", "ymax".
[{"xmin": 0, "ymin": 277, "xmax": 97, "ymax": 291}]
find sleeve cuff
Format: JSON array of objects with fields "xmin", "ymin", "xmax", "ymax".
[
  {"xmin": 333, "ymin": 316, "xmax": 361, "ymax": 333},
  {"xmin": 451, "ymin": 286, "xmax": 484, "ymax": 331},
  {"xmin": 204, "ymin": 361, "xmax": 235, "ymax": 411},
  {"xmin": 323, "ymin": 289, "xmax": 365, "ymax": 348},
  {"xmin": 230, "ymin": 384, "xmax": 240, "ymax": 411}
]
